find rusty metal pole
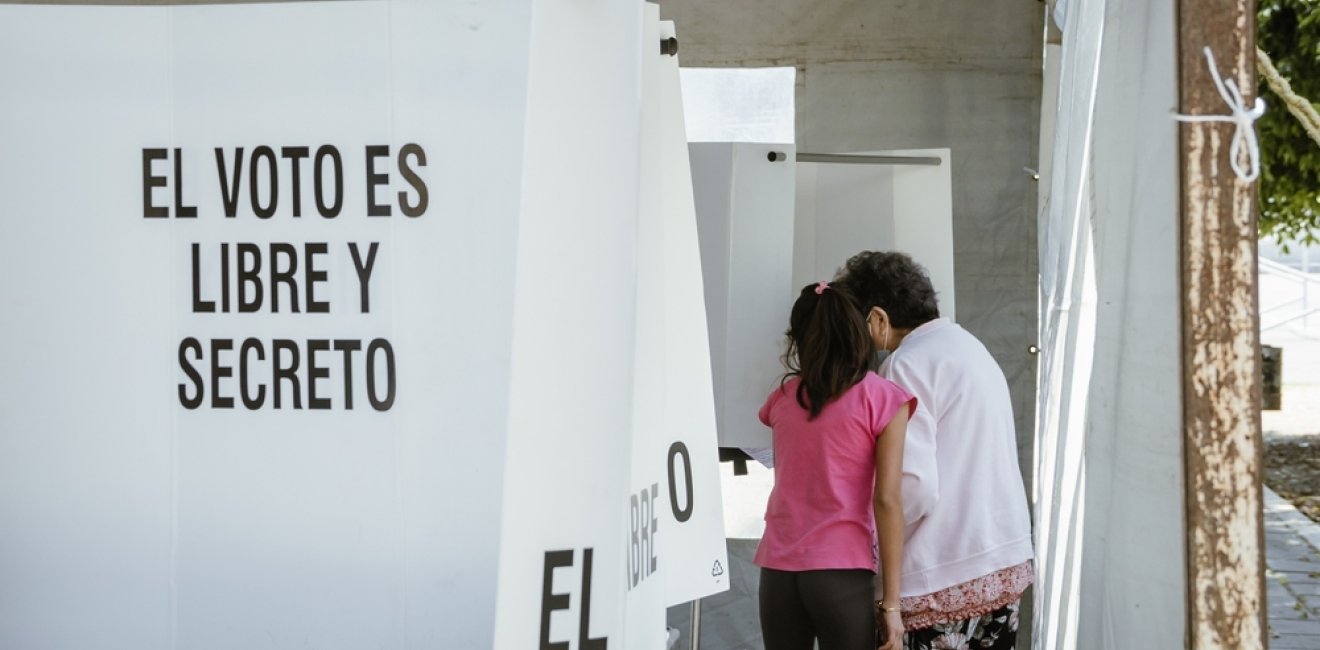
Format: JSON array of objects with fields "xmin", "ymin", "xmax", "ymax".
[{"xmin": 1178, "ymin": 0, "xmax": 1267, "ymax": 648}]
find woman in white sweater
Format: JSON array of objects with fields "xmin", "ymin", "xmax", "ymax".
[{"xmin": 836, "ymin": 251, "xmax": 1034, "ymax": 650}]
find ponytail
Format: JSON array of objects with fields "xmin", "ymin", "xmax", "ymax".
[{"xmin": 782, "ymin": 282, "xmax": 873, "ymax": 419}]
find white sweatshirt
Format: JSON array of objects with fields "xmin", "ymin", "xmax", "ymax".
[{"xmin": 880, "ymin": 318, "xmax": 1035, "ymax": 597}]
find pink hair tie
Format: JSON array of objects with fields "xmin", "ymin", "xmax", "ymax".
[{"xmin": 814, "ymin": 281, "xmax": 830, "ymax": 295}]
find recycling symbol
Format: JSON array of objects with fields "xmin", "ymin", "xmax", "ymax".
[{"xmin": 711, "ymin": 560, "xmax": 725, "ymax": 577}]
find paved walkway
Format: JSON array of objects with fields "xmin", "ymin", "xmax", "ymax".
[{"xmin": 1266, "ymin": 486, "xmax": 1320, "ymax": 649}]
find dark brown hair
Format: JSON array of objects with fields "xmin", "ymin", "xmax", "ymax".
[
  {"xmin": 783, "ymin": 282, "xmax": 874, "ymax": 419},
  {"xmin": 835, "ymin": 251, "xmax": 940, "ymax": 328}
]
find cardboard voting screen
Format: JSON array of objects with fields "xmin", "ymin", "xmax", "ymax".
[
  {"xmin": 1, "ymin": 4, "xmax": 527, "ymax": 647},
  {"xmin": 648, "ymin": 16, "xmax": 730, "ymax": 610},
  {"xmin": 0, "ymin": 2, "xmax": 664, "ymax": 649},
  {"xmin": 794, "ymin": 149, "xmax": 957, "ymax": 319},
  {"xmin": 690, "ymin": 143, "xmax": 797, "ymax": 449}
]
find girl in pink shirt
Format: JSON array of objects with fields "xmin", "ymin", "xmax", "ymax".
[{"xmin": 756, "ymin": 281, "xmax": 915, "ymax": 650}]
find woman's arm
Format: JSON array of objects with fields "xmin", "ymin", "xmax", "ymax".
[
  {"xmin": 874, "ymin": 404, "xmax": 908, "ymax": 650},
  {"xmin": 882, "ymin": 359, "xmax": 939, "ymax": 525}
]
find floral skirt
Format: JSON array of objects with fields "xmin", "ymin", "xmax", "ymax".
[
  {"xmin": 902, "ymin": 561, "xmax": 1032, "ymax": 631},
  {"xmin": 903, "ymin": 600, "xmax": 1020, "ymax": 650}
]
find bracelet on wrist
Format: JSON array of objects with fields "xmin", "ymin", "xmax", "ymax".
[{"xmin": 874, "ymin": 601, "xmax": 901, "ymax": 613}]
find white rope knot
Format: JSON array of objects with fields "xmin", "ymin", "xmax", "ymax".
[{"xmin": 1173, "ymin": 46, "xmax": 1267, "ymax": 182}]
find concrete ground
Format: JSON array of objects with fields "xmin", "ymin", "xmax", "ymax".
[
  {"xmin": 1260, "ymin": 258, "xmax": 1320, "ymax": 648},
  {"xmin": 1265, "ymin": 487, "xmax": 1320, "ymax": 649}
]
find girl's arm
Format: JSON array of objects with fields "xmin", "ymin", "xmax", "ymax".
[{"xmin": 873, "ymin": 405, "xmax": 908, "ymax": 650}]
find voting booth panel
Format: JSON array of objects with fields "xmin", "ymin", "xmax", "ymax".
[
  {"xmin": 1, "ymin": 4, "xmax": 530, "ymax": 647},
  {"xmin": 648, "ymin": 18, "xmax": 731, "ymax": 610},
  {"xmin": 490, "ymin": 0, "xmax": 647, "ymax": 648},
  {"xmin": 690, "ymin": 144, "xmax": 956, "ymax": 452},
  {"xmin": 622, "ymin": 12, "xmax": 729, "ymax": 650},
  {"xmin": 0, "ymin": 2, "xmax": 730, "ymax": 648},
  {"xmin": 625, "ymin": 10, "xmax": 672, "ymax": 647},
  {"xmin": 794, "ymin": 149, "xmax": 956, "ymax": 320},
  {"xmin": 690, "ymin": 143, "xmax": 797, "ymax": 449}
]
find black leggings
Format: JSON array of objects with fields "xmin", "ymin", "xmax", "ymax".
[{"xmin": 759, "ymin": 567, "xmax": 876, "ymax": 650}]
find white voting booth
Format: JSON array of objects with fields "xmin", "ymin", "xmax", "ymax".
[
  {"xmin": 690, "ymin": 145, "xmax": 956, "ymax": 450},
  {"xmin": 795, "ymin": 150, "xmax": 956, "ymax": 321},
  {"xmin": 0, "ymin": 3, "xmax": 724, "ymax": 649}
]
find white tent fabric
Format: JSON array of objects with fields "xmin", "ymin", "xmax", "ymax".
[{"xmin": 1033, "ymin": 0, "xmax": 1185, "ymax": 648}]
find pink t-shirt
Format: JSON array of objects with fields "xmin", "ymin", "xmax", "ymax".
[{"xmin": 754, "ymin": 372, "xmax": 915, "ymax": 572}]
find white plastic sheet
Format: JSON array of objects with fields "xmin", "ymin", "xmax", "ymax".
[
  {"xmin": 680, "ymin": 68, "xmax": 796, "ymax": 144},
  {"xmin": 1033, "ymin": 1, "xmax": 1184, "ymax": 647}
]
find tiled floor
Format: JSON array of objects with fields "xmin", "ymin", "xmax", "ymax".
[{"xmin": 1265, "ymin": 487, "xmax": 1320, "ymax": 649}]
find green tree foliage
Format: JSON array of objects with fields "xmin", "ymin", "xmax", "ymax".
[{"xmin": 1258, "ymin": 0, "xmax": 1320, "ymax": 246}]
